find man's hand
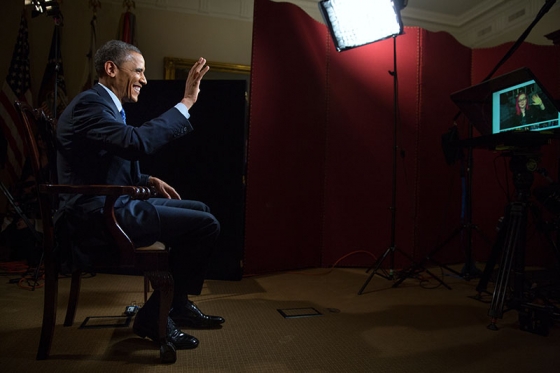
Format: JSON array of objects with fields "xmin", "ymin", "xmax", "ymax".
[
  {"xmin": 181, "ymin": 57, "xmax": 210, "ymax": 109},
  {"xmin": 148, "ymin": 176, "xmax": 181, "ymax": 199}
]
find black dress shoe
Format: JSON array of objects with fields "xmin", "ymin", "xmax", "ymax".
[
  {"xmin": 170, "ymin": 300, "xmax": 225, "ymax": 329},
  {"xmin": 133, "ymin": 314, "xmax": 199, "ymax": 350}
]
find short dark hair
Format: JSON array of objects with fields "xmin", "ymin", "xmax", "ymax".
[{"xmin": 94, "ymin": 40, "xmax": 142, "ymax": 77}]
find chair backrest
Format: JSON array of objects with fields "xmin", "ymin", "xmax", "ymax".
[
  {"xmin": 14, "ymin": 101, "xmax": 111, "ymax": 270},
  {"xmin": 14, "ymin": 101, "xmax": 57, "ymax": 231},
  {"xmin": 37, "ymin": 109, "xmax": 58, "ymax": 184},
  {"xmin": 14, "ymin": 101, "xmax": 60, "ymax": 230},
  {"xmin": 14, "ymin": 102, "xmax": 44, "ymax": 180}
]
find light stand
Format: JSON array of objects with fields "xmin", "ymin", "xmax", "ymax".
[
  {"xmin": 358, "ymin": 36, "xmax": 444, "ymax": 293},
  {"xmin": 318, "ymin": 0, "xmax": 426, "ymax": 294}
]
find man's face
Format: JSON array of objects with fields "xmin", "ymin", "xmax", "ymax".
[{"xmin": 113, "ymin": 51, "xmax": 147, "ymax": 103}]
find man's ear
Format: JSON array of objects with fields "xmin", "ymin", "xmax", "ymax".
[{"xmin": 104, "ymin": 61, "xmax": 118, "ymax": 77}]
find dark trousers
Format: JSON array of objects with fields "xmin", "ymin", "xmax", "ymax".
[{"xmin": 147, "ymin": 198, "xmax": 220, "ymax": 296}]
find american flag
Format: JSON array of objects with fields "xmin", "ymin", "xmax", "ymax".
[
  {"xmin": 0, "ymin": 12, "xmax": 33, "ymax": 186},
  {"xmin": 38, "ymin": 23, "xmax": 67, "ymax": 119},
  {"xmin": 81, "ymin": 11, "xmax": 98, "ymax": 91},
  {"xmin": 118, "ymin": 9, "xmax": 137, "ymax": 46}
]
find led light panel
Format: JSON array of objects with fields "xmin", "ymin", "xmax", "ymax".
[{"xmin": 319, "ymin": 0, "xmax": 403, "ymax": 52}]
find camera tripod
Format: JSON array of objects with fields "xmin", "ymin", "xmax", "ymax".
[{"xmin": 475, "ymin": 149, "xmax": 559, "ymax": 332}]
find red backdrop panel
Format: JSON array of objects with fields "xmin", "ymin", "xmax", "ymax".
[
  {"xmin": 244, "ymin": 0, "xmax": 328, "ymax": 274},
  {"xmin": 414, "ymin": 29, "xmax": 473, "ymax": 265}
]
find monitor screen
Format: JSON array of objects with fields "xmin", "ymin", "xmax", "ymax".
[{"xmin": 492, "ymin": 79, "xmax": 560, "ymax": 134}]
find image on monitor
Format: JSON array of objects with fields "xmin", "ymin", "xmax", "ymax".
[{"xmin": 492, "ymin": 80, "xmax": 560, "ymax": 134}]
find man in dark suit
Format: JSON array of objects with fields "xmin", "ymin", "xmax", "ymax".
[{"xmin": 56, "ymin": 40, "xmax": 224, "ymax": 349}]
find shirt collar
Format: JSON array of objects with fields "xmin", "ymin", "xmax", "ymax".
[{"xmin": 97, "ymin": 83, "xmax": 123, "ymax": 113}]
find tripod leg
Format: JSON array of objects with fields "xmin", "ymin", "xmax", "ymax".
[
  {"xmin": 358, "ymin": 247, "xmax": 393, "ymax": 295},
  {"xmin": 487, "ymin": 202, "xmax": 527, "ymax": 330},
  {"xmin": 476, "ymin": 215, "xmax": 509, "ymax": 295},
  {"xmin": 473, "ymin": 224, "xmax": 494, "ymax": 246},
  {"xmin": 458, "ymin": 224, "xmax": 493, "ymax": 279},
  {"xmin": 477, "ymin": 248, "xmax": 500, "ymax": 295},
  {"xmin": 420, "ymin": 268, "xmax": 453, "ymax": 289},
  {"xmin": 392, "ymin": 226, "xmax": 462, "ymax": 289},
  {"xmin": 391, "ymin": 262, "xmax": 421, "ymax": 287},
  {"xmin": 543, "ymin": 218, "xmax": 560, "ymax": 269}
]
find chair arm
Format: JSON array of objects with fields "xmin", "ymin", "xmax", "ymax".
[
  {"xmin": 38, "ymin": 184, "xmax": 152, "ymax": 199},
  {"xmin": 37, "ymin": 184, "xmax": 153, "ymax": 253}
]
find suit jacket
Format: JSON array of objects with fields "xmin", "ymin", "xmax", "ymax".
[{"xmin": 56, "ymin": 84, "xmax": 193, "ymax": 248}]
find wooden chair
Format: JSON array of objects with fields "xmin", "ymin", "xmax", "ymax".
[{"xmin": 14, "ymin": 101, "xmax": 176, "ymax": 364}]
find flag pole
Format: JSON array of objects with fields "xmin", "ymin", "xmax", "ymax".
[{"xmin": 52, "ymin": 10, "xmax": 63, "ymax": 118}]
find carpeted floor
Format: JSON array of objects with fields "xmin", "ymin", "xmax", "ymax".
[{"xmin": 0, "ymin": 264, "xmax": 559, "ymax": 372}]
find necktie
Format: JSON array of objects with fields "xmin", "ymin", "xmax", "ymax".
[{"xmin": 120, "ymin": 109, "xmax": 127, "ymax": 125}]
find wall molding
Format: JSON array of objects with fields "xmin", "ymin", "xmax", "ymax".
[
  {"xmin": 107, "ymin": 0, "xmax": 254, "ymax": 21},
  {"xmin": 106, "ymin": 0, "xmax": 559, "ymax": 47}
]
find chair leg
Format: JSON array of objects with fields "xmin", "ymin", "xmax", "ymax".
[
  {"xmin": 64, "ymin": 270, "xmax": 81, "ymax": 327},
  {"xmin": 37, "ymin": 258, "xmax": 58, "ymax": 360},
  {"xmin": 144, "ymin": 275, "xmax": 150, "ymax": 303},
  {"xmin": 145, "ymin": 271, "xmax": 176, "ymax": 364}
]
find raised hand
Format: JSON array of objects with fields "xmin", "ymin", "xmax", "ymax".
[
  {"xmin": 530, "ymin": 93, "xmax": 543, "ymax": 107},
  {"xmin": 181, "ymin": 57, "xmax": 210, "ymax": 109}
]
